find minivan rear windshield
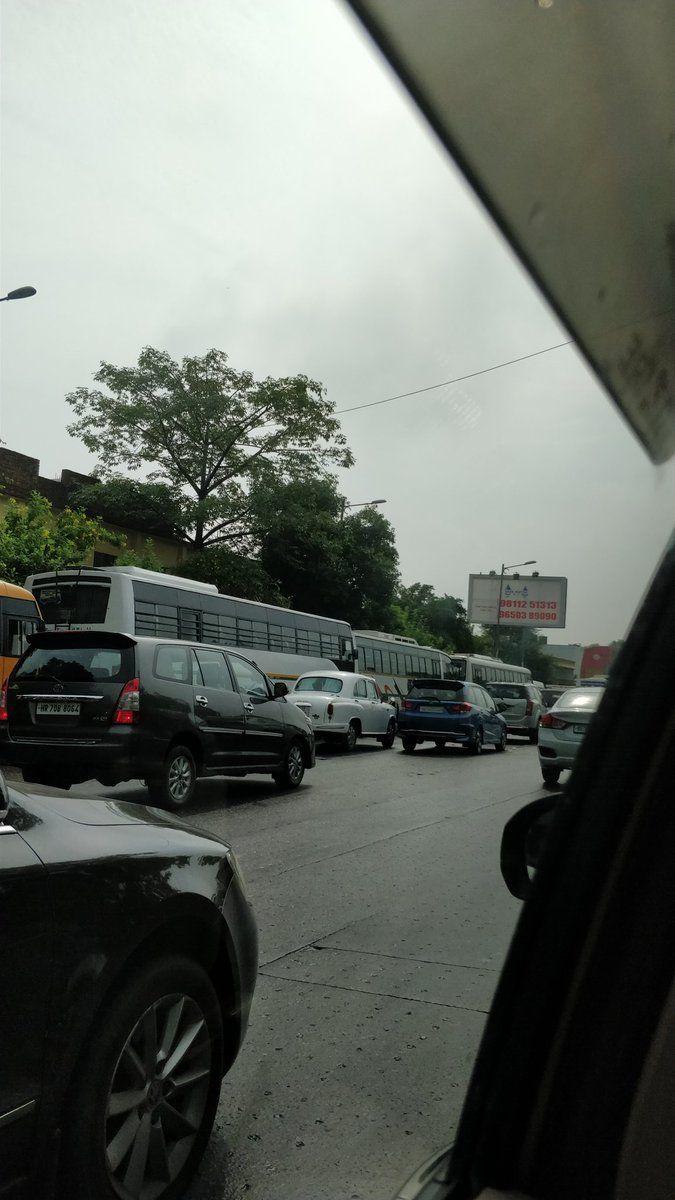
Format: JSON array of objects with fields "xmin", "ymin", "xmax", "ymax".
[
  {"xmin": 32, "ymin": 583, "xmax": 110, "ymax": 626},
  {"xmin": 408, "ymin": 683, "xmax": 464, "ymax": 700},
  {"xmin": 486, "ymin": 684, "xmax": 527, "ymax": 699},
  {"xmin": 15, "ymin": 646, "xmax": 130, "ymax": 683}
]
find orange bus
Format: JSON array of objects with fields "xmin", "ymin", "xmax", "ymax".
[{"xmin": 0, "ymin": 580, "xmax": 42, "ymax": 683}]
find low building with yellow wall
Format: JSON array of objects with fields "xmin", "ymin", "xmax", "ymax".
[{"xmin": 0, "ymin": 446, "xmax": 191, "ymax": 571}]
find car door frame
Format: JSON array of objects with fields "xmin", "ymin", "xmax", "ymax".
[
  {"xmin": 190, "ymin": 646, "xmax": 247, "ymax": 770},
  {"xmin": 364, "ymin": 676, "xmax": 389, "ymax": 734},
  {"xmin": 226, "ymin": 652, "xmax": 286, "ymax": 766}
]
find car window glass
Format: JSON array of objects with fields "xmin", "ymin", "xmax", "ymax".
[
  {"xmin": 155, "ymin": 645, "xmax": 191, "ymax": 684},
  {"xmin": 354, "ymin": 679, "xmax": 367, "ymax": 698},
  {"xmin": 14, "ymin": 645, "xmax": 127, "ymax": 682},
  {"xmin": 194, "ymin": 648, "xmax": 233, "ymax": 690},
  {"xmin": 229, "ymin": 655, "xmax": 270, "ymax": 699},
  {"xmin": 295, "ymin": 676, "xmax": 343, "ymax": 694},
  {"xmin": 408, "ymin": 683, "xmax": 464, "ymax": 700},
  {"xmin": 487, "ymin": 684, "xmax": 527, "ymax": 699},
  {"xmin": 365, "ymin": 680, "xmax": 378, "ymax": 700}
]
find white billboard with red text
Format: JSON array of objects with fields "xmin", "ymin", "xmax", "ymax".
[{"xmin": 468, "ymin": 574, "xmax": 567, "ymax": 628}]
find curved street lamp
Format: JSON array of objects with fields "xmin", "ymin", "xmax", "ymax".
[{"xmin": 0, "ymin": 285, "xmax": 37, "ymax": 303}]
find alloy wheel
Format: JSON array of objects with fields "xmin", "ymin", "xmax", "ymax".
[
  {"xmin": 287, "ymin": 744, "xmax": 304, "ymax": 784},
  {"xmin": 168, "ymin": 755, "xmax": 193, "ymax": 803},
  {"xmin": 105, "ymin": 992, "xmax": 212, "ymax": 1200}
]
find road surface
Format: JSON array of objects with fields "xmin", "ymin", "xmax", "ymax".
[{"xmin": 11, "ymin": 737, "xmax": 545, "ymax": 1200}]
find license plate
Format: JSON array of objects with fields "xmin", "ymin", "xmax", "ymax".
[
  {"xmin": 36, "ymin": 701, "xmax": 80, "ymax": 717},
  {"xmin": 573, "ymin": 723, "xmax": 586, "ymax": 734},
  {"xmin": 420, "ymin": 705, "xmax": 439, "ymax": 713}
]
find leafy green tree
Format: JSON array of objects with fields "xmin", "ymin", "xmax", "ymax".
[
  {"xmin": 73, "ymin": 478, "xmax": 184, "ymax": 539},
  {"xmin": 174, "ymin": 546, "xmax": 286, "ymax": 605},
  {"xmin": 487, "ymin": 626, "xmax": 551, "ymax": 679},
  {"xmin": 394, "ymin": 583, "xmax": 476, "ymax": 651},
  {"xmin": 66, "ymin": 346, "xmax": 353, "ymax": 551},
  {"xmin": 0, "ymin": 493, "xmax": 120, "ymax": 584},
  {"xmin": 250, "ymin": 477, "xmax": 399, "ymax": 626},
  {"xmin": 340, "ymin": 507, "xmax": 399, "ymax": 628},
  {"xmin": 116, "ymin": 540, "xmax": 166, "ymax": 571}
]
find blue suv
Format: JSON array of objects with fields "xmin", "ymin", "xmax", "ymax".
[{"xmin": 398, "ymin": 678, "xmax": 507, "ymax": 754}]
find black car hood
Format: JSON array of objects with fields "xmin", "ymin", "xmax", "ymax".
[{"xmin": 7, "ymin": 786, "xmax": 231, "ymax": 853}]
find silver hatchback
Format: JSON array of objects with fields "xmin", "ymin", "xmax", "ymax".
[
  {"xmin": 538, "ymin": 686, "xmax": 603, "ymax": 785},
  {"xmin": 485, "ymin": 681, "xmax": 543, "ymax": 743}
]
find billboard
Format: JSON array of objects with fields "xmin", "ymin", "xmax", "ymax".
[{"xmin": 468, "ymin": 574, "xmax": 567, "ymax": 628}]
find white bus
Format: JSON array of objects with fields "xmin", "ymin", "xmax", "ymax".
[
  {"xmin": 26, "ymin": 566, "xmax": 357, "ymax": 682},
  {"xmin": 353, "ymin": 630, "xmax": 531, "ymax": 698}
]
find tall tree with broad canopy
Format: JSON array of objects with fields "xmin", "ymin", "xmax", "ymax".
[{"xmin": 66, "ymin": 347, "xmax": 353, "ymax": 551}]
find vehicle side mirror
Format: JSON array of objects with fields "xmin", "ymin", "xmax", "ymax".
[
  {"xmin": 273, "ymin": 681, "xmax": 289, "ymax": 698},
  {"xmin": 500, "ymin": 795, "xmax": 562, "ymax": 899},
  {"xmin": 496, "ymin": 701, "xmax": 508, "ymax": 713}
]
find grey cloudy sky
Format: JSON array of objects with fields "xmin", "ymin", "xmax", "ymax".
[{"xmin": 2, "ymin": 0, "xmax": 673, "ymax": 644}]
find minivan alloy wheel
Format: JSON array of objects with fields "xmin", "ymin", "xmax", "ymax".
[
  {"xmin": 168, "ymin": 754, "xmax": 193, "ymax": 803},
  {"xmin": 105, "ymin": 992, "xmax": 212, "ymax": 1200},
  {"xmin": 287, "ymin": 743, "xmax": 304, "ymax": 784}
]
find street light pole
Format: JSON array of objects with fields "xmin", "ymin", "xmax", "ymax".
[{"xmin": 494, "ymin": 558, "xmax": 537, "ymax": 659}]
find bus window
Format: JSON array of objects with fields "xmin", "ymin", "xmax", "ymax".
[
  {"xmin": 1, "ymin": 588, "xmax": 42, "ymax": 682},
  {"xmin": 34, "ymin": 580, "xmax": 110, "ymax": 626}
]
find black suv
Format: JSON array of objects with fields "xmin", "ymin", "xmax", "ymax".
[{"xmin": 0, "ymin": 632, "xmax": 315, "ymax": 807}]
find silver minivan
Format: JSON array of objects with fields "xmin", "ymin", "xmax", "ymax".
[{"xmin": 485, "ymin": 681, "xmax": 543, "ymax": 743}]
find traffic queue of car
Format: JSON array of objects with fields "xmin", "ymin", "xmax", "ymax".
[
  {"xmin": 0, "ymin": 624, "xmax": 604, "ymax": 808},
  {"xmin": 0, "ymin": 626, "xmax": 605, "ymax": 1200}
]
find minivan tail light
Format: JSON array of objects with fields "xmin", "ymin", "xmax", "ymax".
[
  {"xmin": 525, "ymin": 699, "xmax": 534, "ymax": 716},
  {"xmin": 447, "ymin": 702, "xmax": 472, "ymax": 713},
  {"xmin": 327, "ymin": 702, "xmax": 334, "ymax": 718},
  {"xmin": 0, "ymin": 683, "xmax": 7, "ymax": 721},
  {"xmin": 540, "ymin": 713, "xmax": 568, "ymax": 729},
  {"xmin": 403, "ymin": 699, "xmax": 419, "ymax": 711},
  {"xmin": 113, "ymin": 678, "xmax": 140, "ymax": 725}
]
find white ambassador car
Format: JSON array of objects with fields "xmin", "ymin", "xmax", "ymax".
[{"xmin": 286, "ymin": 671, "xmax": 397, "ymax": 751}]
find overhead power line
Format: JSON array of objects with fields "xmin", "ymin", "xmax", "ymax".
[{"xmin": 335, "ymin": 339, "xmax": 572, "ymax": 416}]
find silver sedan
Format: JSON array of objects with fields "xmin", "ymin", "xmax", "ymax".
[{"xmin": 537, "ymin": 686, "xmax": 603, "ymax": 786}]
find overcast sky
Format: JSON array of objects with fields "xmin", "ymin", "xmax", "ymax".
[{"xmin": 2, "ymin": 0, "xmax": 673, "ymax": 644}]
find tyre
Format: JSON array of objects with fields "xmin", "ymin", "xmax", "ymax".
[
  {"xmin": 529, "ymin": 728, "xmax": 539, "ymax": 745},
  {"xmin": 495, "ymin": 728, "xmax": 507, "ymax": 753},
  {"xmin": 379, "ymin": 720, "xmax": 397, "ymax": 749},
  {"xmin": 148, "ymin": 745, "xmax": 197, "ymax": 810},
  {"xmin": 434, "ymin": 739, "xmax": 446, "ymax": 751},
  {"xmin": 60, "ymin": 954, "xmax": 224, "ymax": 1200},
  {"xmin": 273, "ymin": 739, "xmax": 306, "ymax": 788},
  {"xmin": 401, "ymin": 736, "xmax": 417, "ymax": 753},
  {"xmin": 542, "ymin": 766, "xmax": 561, "ymax": 786},
  {"xmin": 467, "ymin": 726, "xmax": 483, "ymax": 756},
  {"xmin": 342, "ymin": 721, "xmax": 359, "ymax": 752}
]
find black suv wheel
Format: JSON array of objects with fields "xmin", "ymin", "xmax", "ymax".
[
  {"xmin": 148, "ymin": 745, "xmax": 197, "ymax": 810},
  {"xmin": 273, "ymin": 740, "xmax": 306, "ymax": 788}
]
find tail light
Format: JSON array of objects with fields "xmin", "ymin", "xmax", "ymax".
[
  {"xmin": 525, "ymin": 699, "xmax": 534, "ymax": 716},
  {"xmin": 113, "ymin": 678, "xmax": 140, "ymax": 725},
  {"xmin": 327, "ymin": 702, "xmax": 334, "ymax": 718},
  {"xmin": 0, "ymin": 683, "xmax": 7, "ymax": 722},
  {"xmin": 447, "ymin": 702, "xmax": 472, "ymax": 713},
  {"xmin": 403, "ymin": 699, "xmax": 419, "ymax": 711},
  {"xmin": 540, "ymin": 713, "xmax": 568, "ymax": 729}
]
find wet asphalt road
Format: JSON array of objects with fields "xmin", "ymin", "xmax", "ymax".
[{"xmin": 11, "ymin": 736, "xmax": 545, "ymax": 1200}]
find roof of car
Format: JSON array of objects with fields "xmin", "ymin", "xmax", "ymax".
[
  {"xmin": 410, "ymin": 678, "xmax": 463, "ymax": 687},
  {"xmin": 295, "ymin": 670, "xmax": 367, "ymax": 681}
]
